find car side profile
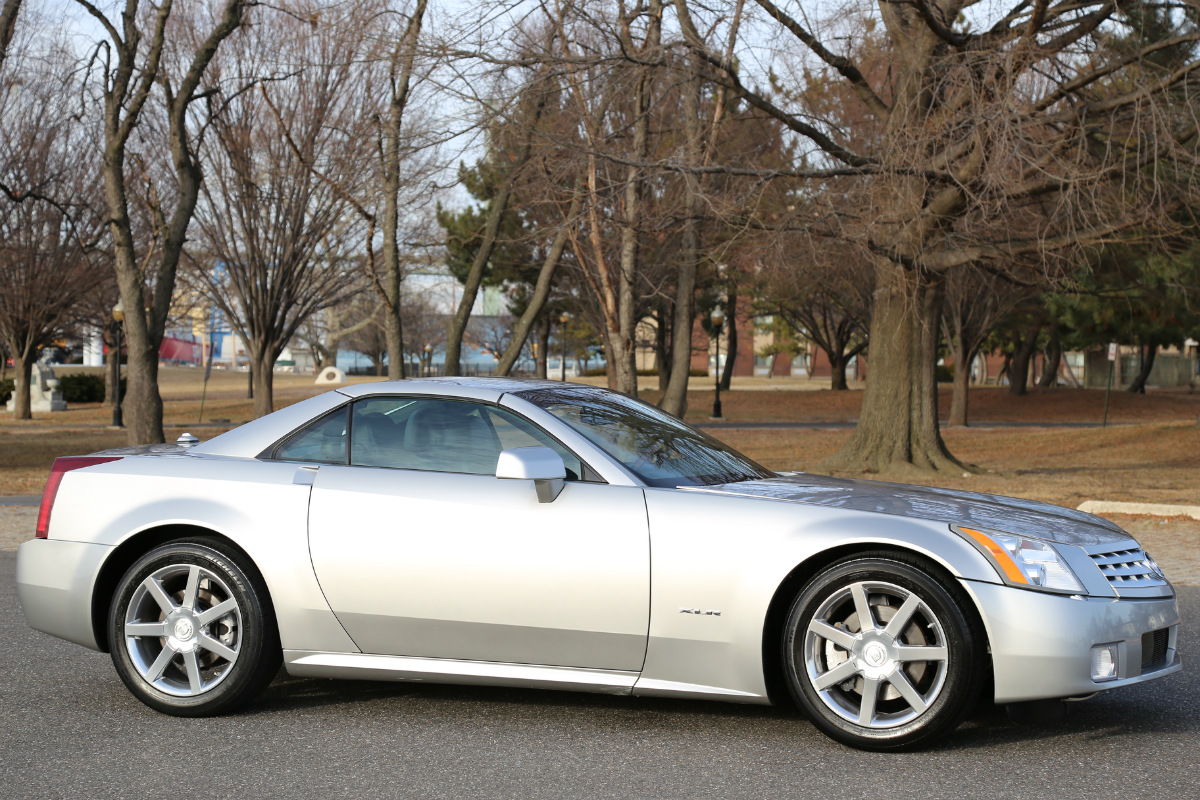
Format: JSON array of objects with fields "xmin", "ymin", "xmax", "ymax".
[{"xmin": 16, "ymin": 378, "xmax": 1181, "ymax": 750}]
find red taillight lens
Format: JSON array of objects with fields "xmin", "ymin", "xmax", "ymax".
[{"xmin": 35, "ymin": 456, "xmax": 122, "ymax": 539}]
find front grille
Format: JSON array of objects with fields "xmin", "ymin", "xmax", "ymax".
[
  {"xmin": 1142, "ymin": 628, "xmax": 1171, "ymax": 673},
  {"xmin": 1089, "ymin": 546, "xmax": 1169, "ymax": 594}
]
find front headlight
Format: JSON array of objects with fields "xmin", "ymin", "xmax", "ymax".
[{"xmin": 955, "ymin": 526, "xmax": 1084, "ymax": 593}]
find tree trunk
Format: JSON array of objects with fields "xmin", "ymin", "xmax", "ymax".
[
  {"xmin": 119, "ymin": 296, "xmax": 166, "ymax": 444},
  {"xmin": 446, "ymin": 83, "xmax": 546, "ymax": 377},
  {"xmin": 377, "ymin": 0, "xmax": 425, "ymax": 379},
  {"xmin": 821, "ymin": 263, "xmax": 961, "ymax": 474},
  {"xmin": 104, "ymin": 324, "xmax": 119, "ymax": 405},
  {"xmin": 535, "ymin": 315, "xmax": 550, "ymax": 378},
  {"xmin": 1008, "ymin": 322, "xmax": 1041, "ymax": 396},
  {"xmin": 1037, "ymin": 325, "xmax": 1061, "ymax": 388},
  {"xmin": 494, "ymin": 190, "xmax": 579, "ymax": 375},
  {"xmin": 247, "ymin": 364, "xmax": 253, "ymax": 399},
  {"xmin": 719, "ymin": 292, "xmax": 737, "ymax": 391},
  {"xmin": 251, "ymin": 349, "xmax": 275, "ymax": 418},
  {"xmin": 947, "ymin": 340, "xmax": 972, "ymax": 427},
  {"xmin": 384, "ymin": 302, "xmax": 404, "ymax": 380},
  {"xmin": 10, "ymin": 350, "xmax": 32, "ymax": 420},
  {"xmin": 445, "ymin": 183, "xmax": 516, "ymax": 377},
  {"xmin": 660, "ymin": 60, "xmax": 702, "ymax": 416},
  {"xmin": 655, "ymin": 302, "xmax": 670, "ymax": 392},
  {"xmin": 601, "ymin": 329, "xmax": 616, "ymax": 389},
  {"xmin": 828, "ymin": 350, "xmax": 849, "ymax": 391},
  {"xmin": 1126, "ymin": 344, "xmax": 1157, "ymax": 394}
]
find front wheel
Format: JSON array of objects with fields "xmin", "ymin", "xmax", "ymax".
[
  {"xmin": 783, "ymin": 554, "xmax": 985, "ymax": 750},
  {"xmin": 108, "ymin": 540, "xmax": 280, "ymax": 716}
]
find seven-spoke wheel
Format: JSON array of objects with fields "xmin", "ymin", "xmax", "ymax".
[
  {"xmin": 123, "ymin": 563, "xmax": 242, "ymax": 696},
  {"xmin": 109, "ymin": 540, "xmax": 280, "ymax": 716},
  {"xmin": 784, "ymin": 554, "xmax": 984, "ymax": 750}
]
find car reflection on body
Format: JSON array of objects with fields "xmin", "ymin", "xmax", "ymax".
[{"xmin": 16, "ymin": 378, "xmax": 1180, "ymax": 749}]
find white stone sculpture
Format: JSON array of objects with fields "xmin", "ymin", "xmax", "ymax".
[
  {"xmin": 6, "ymin": 362, "xmax": 68, "ymax": 412},
  {"xmin": 314, "ymin": 366, "xmax": 347, "ymax": 385}
]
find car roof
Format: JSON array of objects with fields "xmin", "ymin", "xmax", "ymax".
[
  {"xmin": 335, "ymin": 377, "xmax": 576, "ymax": 400},
  {"xmin": 192, "ymin": 378, "xmax": 600, "ymax": 460}
]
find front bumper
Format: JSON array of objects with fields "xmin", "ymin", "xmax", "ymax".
[
  {"xmin": 962, "ymin": 580, "xmax": 1181, "ymax": 703},
  {"xmin": 16, "ymin": 538, "xmax": 114, "ymax": 651}
]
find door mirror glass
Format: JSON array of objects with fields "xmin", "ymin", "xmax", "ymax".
[{"xmin": 496, "ymin": 447, "xmax": 566, "ymax": 503}]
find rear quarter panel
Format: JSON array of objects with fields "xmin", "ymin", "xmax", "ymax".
[{"xmin": 48, "ymin": 455, "xmax": 357, "ymax": 653}]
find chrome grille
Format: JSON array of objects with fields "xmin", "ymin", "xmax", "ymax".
[{"xmin": 1088, "ymin": 547, "xmax": 1169, "ymax": 594}]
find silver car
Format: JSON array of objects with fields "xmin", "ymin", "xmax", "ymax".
[{"xmin": 16, "ymin": 378, "xmax": 1181, "ymax": 750}]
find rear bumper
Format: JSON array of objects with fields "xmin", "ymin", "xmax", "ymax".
[
  {"xmin": 16, "ymin": 538, "xmax": 113, "ymax": 651},
  {"xmin": 963, "ymin": 579, "xmax": 1181, "ymax": 703}
]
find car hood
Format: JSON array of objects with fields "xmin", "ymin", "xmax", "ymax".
[{"xmin": 683, "ymin": 472, "xmax": 1132, "ymax": 547}]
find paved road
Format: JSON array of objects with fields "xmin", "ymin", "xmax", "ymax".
[{"xmin": 0, "ymin": 553, "xmax": 1194, "ymax": 799}]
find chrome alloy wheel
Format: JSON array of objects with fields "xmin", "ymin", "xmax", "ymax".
[
  {"xmin": 123, "ymin": 564, "xmax": 242, "ymax": 697},
  {"xmin": 802, "ymin": 580, "xmax": 949, "ymax": 729}
]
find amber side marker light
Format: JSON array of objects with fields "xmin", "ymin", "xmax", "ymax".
[
  {"xmin": 35, "ymin": 457, "xmax": 123, "ymax": 538},
  {"xmin": 960, "ymin": 526, "xmax": 1029, "ymax": 585}
]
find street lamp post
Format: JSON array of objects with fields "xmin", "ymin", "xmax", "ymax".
[
  {"xmin": 710, "ymin": 307, "xmax": 725, "ymax": 419},
  {"xmin": 559, "ymin": 313, "xmax": 570, "ymax": 380},
  {"xmin": 111, "ymin": 299, "xmax": 125, "ymax": 428},
  {"xmin": 423, "ymin": 343, "xmax": 432, "ymax": 377}
]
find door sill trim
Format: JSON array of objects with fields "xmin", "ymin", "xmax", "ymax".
[{"xmin": 283, "ymin": 650, "xmax": 638, "ymax": 695}]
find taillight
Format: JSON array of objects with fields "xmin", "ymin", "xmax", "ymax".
[{"xmin": 35, "ymin": 457, "xmax": 122, "ymax": 538}]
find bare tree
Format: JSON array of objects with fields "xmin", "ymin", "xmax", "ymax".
[
  {"xmin": 673, "ymin": 0, "xmax": 1200, "ymax": 473},
  {"xmin": 941, "ymin": 267, "xmax": 1031, "ymax": 426},
  {"xmin": 190, "ymin": 8, "xmax": 364, "ymax": 416},
  {"xmin": 298, "ymin": 301, "xmax": 380, "ymax": 373},
  {"xmin": 761, "ymin": 237, "xmax": 874, "ymax": 391},
  {"xmin": 0, "ymin": 25, "xmax": 106, "ymax": 418},
  {"xmin": 0, "ymin": 0, "xmax": 20, "ymax": 67},
  {"xmin": 268, "ymin": 0, "xmax": 432, "ymax": 381},
  {"xmin": 75, "ymin": 0, "xmax": 248, "ymax": 443}
]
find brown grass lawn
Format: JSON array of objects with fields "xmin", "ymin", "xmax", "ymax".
[
  {"xmin": 1, "ymin": 367, "xmax": 1197, "ymax": 508},
  {"xmin": 726, "ymin": 423, "xmax": 1200, "ymax": 509}
]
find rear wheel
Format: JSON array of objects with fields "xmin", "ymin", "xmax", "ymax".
[
  {"xmin": 783, "ymin": 554, "xmax": 984, "ymax": 750},
  {"xmin": 108, "ymin": 540, "xmax": 280, "ymax": 716}
]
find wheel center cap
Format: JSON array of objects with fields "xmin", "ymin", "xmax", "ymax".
[
  {"xmin": 863, "ymin": 642, "xmax": 888, "ymax": 667},
  {"xmin": 173, "ymin": 619, "xmax": 195, "ymax": 641}
]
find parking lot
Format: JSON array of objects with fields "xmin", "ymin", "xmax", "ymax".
[{"xmin": 1, "ymin": 550, "xmax": 1194, "ymax": 799}]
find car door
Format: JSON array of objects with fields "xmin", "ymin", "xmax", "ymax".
[{"xmin": 302, "ymin": 396, "xmax": 650, "ymax": 672}]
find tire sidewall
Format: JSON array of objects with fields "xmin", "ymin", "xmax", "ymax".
[
  {"xmin": 108, "ymin": 541, "xmax": 273, "ymax": 716},
  {"xmin": 783, "ymin": 555, "xmax": 982, "ymax": 750}
]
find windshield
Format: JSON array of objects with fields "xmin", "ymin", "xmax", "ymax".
[{"xmin": 515, "ymin": 386, "xmax": 774, "ymax": 488}]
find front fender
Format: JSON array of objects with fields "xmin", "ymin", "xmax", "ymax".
[{"xmin": 634, "ymin": 488, "xmax": 1000, "ymax": 702}]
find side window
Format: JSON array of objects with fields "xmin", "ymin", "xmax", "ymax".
[
  {"xmin": 349, "ymin": 397, "xmax": 416, "ymax": 469},
  {"xmin": 274, "ymin": 406, "xmax": 348, "ymax": 464},
  {"xmin": 482, "ymin": 406, "xmax": 584, "ymax": 481},
  {"xmin": 346, "ymin": 397, "xmax": 585, "ymax": 480}
]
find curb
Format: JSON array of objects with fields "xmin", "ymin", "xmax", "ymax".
[{"xmin": 1078, "ymin": 501, "xmax": 1200, "ymax": 521}]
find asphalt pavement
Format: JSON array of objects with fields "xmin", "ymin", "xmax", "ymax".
[{"xmin": 1, "ymin": 551, "xmax": 1195, "ymax": 799}]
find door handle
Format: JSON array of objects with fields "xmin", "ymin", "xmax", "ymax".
[{"xmin": 292, "ymin": 465, "xmax": 319, "ymax": 486}]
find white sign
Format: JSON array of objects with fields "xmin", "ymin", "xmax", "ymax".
[{"xmin": 1107, "ymin": 343, "xmax": 1118, "ymax": 362}]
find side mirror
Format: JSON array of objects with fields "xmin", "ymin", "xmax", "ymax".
[{"xmin": 496, "ymin": 446, "xmax": 566, "ymax": 503}]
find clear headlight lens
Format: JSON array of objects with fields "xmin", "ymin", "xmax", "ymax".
[{"xmin": 958, "ymin": 527, "xmax": 1084, "ymax": 593}]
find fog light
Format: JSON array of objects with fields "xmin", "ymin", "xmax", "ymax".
[{"xmin": 1091, "ymin": 643, "xmax": 1119, "ymax": 682}]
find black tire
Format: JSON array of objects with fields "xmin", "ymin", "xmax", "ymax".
[
  {"xmin": 108, "ymin": 539, "xmax": 281, "ymax": 716},
  {"xmin": 783, "ymin": 553, "xmax": 985, "ymax": 751}
]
